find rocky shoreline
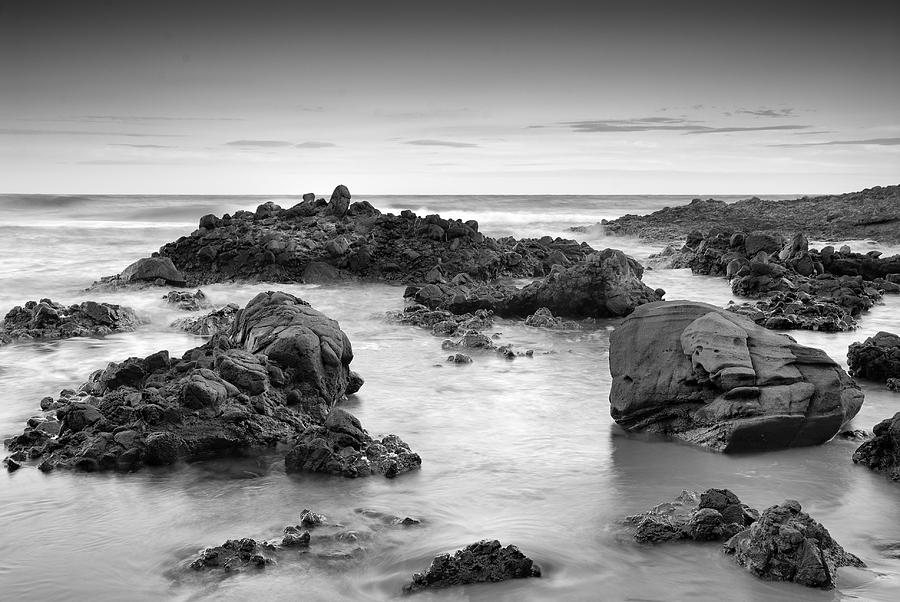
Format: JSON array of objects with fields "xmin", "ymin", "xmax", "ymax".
[{"xmin": 3, "ymin": 183, "xmax": 898, "ymax": 595}]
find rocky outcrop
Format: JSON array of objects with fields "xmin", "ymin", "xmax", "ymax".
[
  {"xmin": 388, "ymin": 303, "xmax": 493, "ymax": 338},
  {"xmin": 94, "ymin": 256, "xmax": 187, "ymax": 288},
  {"xmin": 524, "ymin": 307, "xmax": 578, "ymax": 329},
  {"xmin": 3, "ymin": 292, "xmax": 417, "ymax": 475},
  {"xmin": 609, "ymin": 301, "xmax": 864, "ymax": 452},
  {"xmin": 848, "ymin": 331, "xmax": 900, "ymax": 382},
  {"xmin": 97, "ymin": 185, "xmax": 592, "ymax": 287},
  {"xmin": 625, "ymin": 488, "xmax": 758, "ymax": 544},
  {"xmin": 164, "ymin": 289, "xmax": 211, "ymax": 311},
  {"xmin": 403, "ymin": 540, "xmax": 541, "ymax": 594},
  {"xmin": 852, "ymin": 412, "xmax": 900, "ymax": 481},
  {"xmin": 724, "ymin": 500, "xmax": 865, "ymax": 589},
  {"xmin": 0, "ymin": 299, "xmax": 141, "ymax": 345},
  {"xmin": 284, "ymin": 408, "xmax": 421, "ymax": 478},
  {"xmin": 171, "ymin": 303, "xmax": 239, "ymax": 336},
  {"xmin": 597, "ymin": 185, "xmax": 900, "ymax": 244},
  {"xmin": 406, "ymin": 249, "xmax": 663, "ymax": 319}
]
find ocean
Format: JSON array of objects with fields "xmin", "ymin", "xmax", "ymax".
[{"xmin": 0, "ymin": 194, "xmax": 898, "ymax": 601}]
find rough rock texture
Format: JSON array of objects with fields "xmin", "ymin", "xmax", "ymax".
[
  {"xmin": 852, "ymin": 412, "xmax": 900, "ymax": 481},
  {"xmin": 0, "ymin": 299, "xmax": 141, "ymax": 345},
  {"xmin": 724, "ymin": 500, "xmax": 865, "ymax": 589},
  {"xmin": 407, "ymin": 249, "xmax": 662, "ymax": 319},
  {"xmin": 609, "ymin": 301, "xmax": 864, "ymax": 452},
  {"xmin": 388, "ymin": 303, "xmax": 494, "ymax": 338},
  {"xmin": 625, "ymin": 488, "xmax": 758, "ymax": 544},
  {"xmin": 120, "ymin": 256, "xmax": 186, "ymax": 286},
  {"xmin": 848, "ymin": 332, "xmax": 900, "ymax": 382},
  {"xmin": 171, "ymin": 303, "xmax": 239, "ymax": 336},
  {"xmin": 2, "ymin": 291, "xmax": 416, "ymax": 475},
  {"xmin": 524, "ymin": 307, "xmax": 578, "ymax": 329},
  {"xmin": 187, "ymin": 507, "xmax": 420, "ymax": 574},
  {"xmin": 284, "ymin": 408, "xmax": 421, "ymax": 478},
  {"xmin": 888, "ymin": 378, "xmax": 900, "ymax": 392},
  {"xmin": 165, "ymin": 289, "xmax": 211, "ymax": 311},
  {"xmin": 403, "ymin": 540, "xmax": 541, "ymax": 594},
  {"xmin": 96, "ymin": 185, "xmax": 593, "ymax": 287},
  {"xmin": 597, "ymin": 185, "xmax": 900, "ymax": 244}
]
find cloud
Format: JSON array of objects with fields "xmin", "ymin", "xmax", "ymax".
[
  {"xmin": 80, "ymin": 115, "xmax": 243, "ymax": 123},
  {"xmin": 225, "ymin": 139, "xmax": 295, "ymax": 148},
  {"xmin": 559, "ymin": 118, "xmax": 707, "ymax": 133},
  {"xmin": 404, "ymin": 139, "xmax": 479, "ymax": 148},
  {"xmin": 0, "ymin": 127, "xmax": 180, "ymax": 137},
  {"xmin": 769, "ymin": 137, "xmax": 900, "ymax": 147},
  {"xmin": 109, "ymin": 143, "xmax": 175, "ymax": 149},
  {"xmin": 295, "ymin": 141, "xmax": 336, "ymax": 148},
  {"xmin": 736, "ymin": 108, "xmax": 795, "ymax": 118},
  {"xmin": 686, "ymin": 125, "xmax": 811, "ymax": 135}
]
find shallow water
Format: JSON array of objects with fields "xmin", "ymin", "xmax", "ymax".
[{"xmin": 0, "ymin": 195, "xmax": 898, "ymax": 601}]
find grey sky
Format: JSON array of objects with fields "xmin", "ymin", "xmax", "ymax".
[{"xmin": 0, "ymin": 0, "xmax": 897, "ymax": 194}]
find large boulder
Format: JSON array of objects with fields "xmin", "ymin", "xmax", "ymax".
[
  {"xmin": 120, "ymin": 257, "xmax": 186, "ymax": 286},
  {"xmin": 724, "ymin": 500, "xmax": 865, "ymax": 589},
  {"xmin": 609, "ymin": 300, "xmax": 864, "ymax": 452},
  {"xmin": 403, "ymin": 540, "xmax": 541, "ymax": 594},
  {"xmin": 847, "ymin": 331, "xmax": 900, "ymax": 382},
  {"xmin": 852, "ymin": 412, "xmax": 900, "ymax": 481}
]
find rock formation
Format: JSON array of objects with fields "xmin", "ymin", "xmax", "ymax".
[
  {"xmin": 609, "ymin": 301, "xmax": 864, "ymax": 452},
  {"xmin": 848, "ymin": 331, "xmax": 900, "ymax": 382},
  {"xmin": 171, "ymin": 303, "xmax": 239, "ymax": 336},
  {"xmin": 724, "ymin": 500, "xmax": 865, "ymax": 589},
  {"xmin": 625, "ymin": 488, "xmax": 758, "ymax": 544},
  {"xmin": 164, "ymin": 289, "xmax": 211, "ymax": 311},
  {"xmin": 403, "ymin": 540, "xmax": 541, "ymax": 594},
  {"xmin": 0, "ymin": 299, "xmax": 141, "ymax": 345},
  {"xmin": 2, "ymin": 291, "xmax": 417, "ymax": 475},
  {"xmin": 852, "ymin": 412, "xmax": 900, "ymax": 481}
]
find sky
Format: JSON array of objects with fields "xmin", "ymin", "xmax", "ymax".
[{"xmin": 0, "ymin": 0, "xmax": 898, "ymax": 195}]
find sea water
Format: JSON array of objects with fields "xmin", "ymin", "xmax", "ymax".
[{"xmin": 0, "ymin": 194, "xmax": 898, "ymax": 601}]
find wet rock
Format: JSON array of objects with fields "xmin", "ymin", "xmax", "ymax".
[
  {"xmin": 0, "ymin": 299, "xmax": 142, "ymax": 345},
  {"xmin": 609, "ymin": 300, "xmax": 864, "ymax": 452},
  {"xmin": 164, "ymin": 289, "xmax": 211, "ymax": 311},
  {"xmin": 171, "ymin": 303, "xmax": 239, "ymax": 336},
  {"xmin": 524, "ymin": 307, "xmax": 578, "ymax": 329},
  {"xmin": 403, "ymin": 540, "xmax": 541, "ymax": 594},
  {"xmin": 120, "ymin": 257, "xmax": 186, "ymax": 287},
  {"xmin": 852, "ymin": 412, "xmax": 900, "ymax": 481},
  {"xmin": 626, "ymin": 488, "xmax": 757, "ymax": 544},
  {"xmin": 724, "ymin": 500, "xmax": 865, "ymax": 589},
  {"xmin": 189, "ymin": 538, "xmax": 275, "ymax": 572},
  {"xmin": 447, "ymin": 353, "xmax": 473, "ymax": 364},
  {"xmin": 848, "ymin": 331, "xmax": 900, "ymax": 382}
]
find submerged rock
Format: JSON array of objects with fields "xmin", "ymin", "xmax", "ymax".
[
  {"xmin": 852, "ymin": 412, "xmax": 900, "ymax": 481},
  {"xmin": 0, "ymin": 299, "xmax": 141, "ymax": 345},
  {"xmin": 164, "ymin": 289, "xmax": 211, "ymax": 311},
  {"xmin": 3, "ymin": 291, "xmax": 416, "ymax": 475},
  {"xmin": 724, "ymin": 500, "xmax": 865, "ymax": 589},
  {"xmin": 403, "ymin": 539, "xmax": 541, "ymax": 594},
  {"xmin": 848, "ymin": 331, "xmax": 900, "ymax": 382},
  {"xmin": 625, "ymin": 488, "xmax": 758, "ymax": 544},
  {"xmin": 609, "ymin": 300, "xmax": 864, "ymax": 452},
  {"xmin": 524, "ymin": 307, "xmax": 578, "ymax": 329},
  {"xmin": 171, "ymin": 303, "xmax": 239, "ymax": 336}
]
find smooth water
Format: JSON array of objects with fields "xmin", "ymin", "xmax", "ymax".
[{"xmin": 0, "ymin": 194, "xmax": 898, "ymax": 601}]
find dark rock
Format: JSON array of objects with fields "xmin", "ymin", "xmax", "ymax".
[
  {"xmin": 171, "ymin": 303, "xmax": 239, "ymax": 336},
  {"xmin": 852, "ymin": 412, "xmax": 900, "ymax": 481},
  {"xmin": 164, "ymin": 289, "xmax": 211, "ymax": 312},
  {"xmin": 626, "ymin": 488, "xmax": 756, "ymax": 544},
  {"xmin": 524, "ymin": 307, "xmax": 578, "ymax": 329},
  {"xmin": 120, "ymin": 257, "xmax": 186, "ymax": 287},
  {"xmin": 0, "ymin": 299, "xmax": 142, "ymax": 346},
  {"xmin": 609, "ymin": 301, "xmax": 864, "ymax": 452},
  {"xmin": 403, "ymin": 540, "xmax": 540, "ymax": 594},
  {"xmin": 848, "ymin": 331, "xmax": 900, "ymax": 382},
  {"xmin": 724, "ymin": 500, "xmax": 865, "ymax": 589}
]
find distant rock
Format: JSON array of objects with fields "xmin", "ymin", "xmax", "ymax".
[
  {"xmin": 403, "ymin": 540, "xmax": 541, "ymax": 594},
  {"xmin": 0, "ymin": 299, "xmax": 141, "ymax": 345},
  {"xmin": 625, "ymin": 488, "xmax": 758, "ymax": 544},
  {"xmin": 848, "ymin": 331, "xmax": 900, "ymax": 382},
  {"xmin": 164, "ymin": 289, "xmax": 211, "ymax": 312},
  {"xmin": 852, "ymin": 412, "xmax": 900, "ymax": 481},
  {"xmin": 171, "ymin": 303, "xmax": 239, "ymax": 336},
  {"xmin": 120, "ymin": 256, "xmax": 186, "ymax": 286},
  {"xmin": 724, "ymin": 500, "xmax": 865, "ymax": 589},
  {"xmin": 609, "ymin": 300, "xmax": 864, "ymax": 452},
  {"xmin": 524, "ymin": 307, "xmax": 578, "ymax": 329}
]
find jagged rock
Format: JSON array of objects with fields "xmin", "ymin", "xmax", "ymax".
[
  {"xmin": 852, "ymin": 412, "xmax": 900, "ymax": 481},
  {"xmin": 724, "ymin": 500, "xmax": 865, "ymax": 589},
  {"xmin": 609, "ymin": 300, "xmax": 864, "ymax": 452},
  {"xmin": 0, "ymin": 299, "xmax": 142, "ymax": 345},
  {"xmin": 848, "ymin": 331, "xmax": 900, "ymax": 382},
  {"xmin": 446, "ymin": 353, "xmax": 473, "ymax": 364},
  {"xmin": 284, "ymin": 408, "xmax": 421, "ymax": 478},
  {"xmin": 164, "ymin": 289, "xmax": 211, "ymax": 311},
  {"xmin": 171, "ymin": 303, "xmax": 239, "ymax": 336},
  {"xmin": 626, "ymin": 489, "xmax": 757, "ymax": 544},
  {"xmin": 1, "ymin": 292, "xmax": 408, "ymax": 474},
  {"xmin": 524, "ymin": 307, "xmax": 578, "ymax": 329},
  {"xmin": 403, "ymin": 540, "xmax": 541, "ymax": 594},
  {"xmin": 888, "ymin": 378, "xmax": 900, "ymax": 392}
]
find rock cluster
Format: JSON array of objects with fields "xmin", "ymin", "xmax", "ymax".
[
  {"xmin": 100, "ymin": 185, "xmax": 593, "ymax": 287},
  {"xmin": 388, "ymin": 303, "xmax": 494, "ymax": 338},
  {"xmin": 3, "ymin": 291, "xmax": 417, "ymax": 476},
  {"xmin": 626, "ymin": 488, "xmax": 758, "ymax": 544},
  {"xmin": 171, "ymin": 303, "xmax": 240, "ymax": 336},
  {"xmin": 598, "ymin": 185, "xmax": 900, "ymax": 244},
  {"xmin": 609, "ymin": 301, "xmax": 863, "ymax": 452},
  {"xmin": 852, "ymin": 412, "xmax": 900, "ymax": 481},
  {"xmin": 724, "ymin": 500, "xmax": 865, "ymax": 589},
  {"xmin": 164, "ymin": 289, "xmax": 211, "ymax": 311},
  {"xmin": 403, "ymin": 539, "xmax": 541, "ymax": 594},
  {"xmin": 847, "ymin": 331, "xmax": 900, "ymax": 382},
  {"xmin": 0, "ymin": 299, "xmax": 141, "ymax": 345},
  {"xmin": 524, "ymin": 307, "xmax": 578, "ymax": 329},
  {"xmin": 406, "ymin": 248, "xmax": 663, "ymax": 319}
]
